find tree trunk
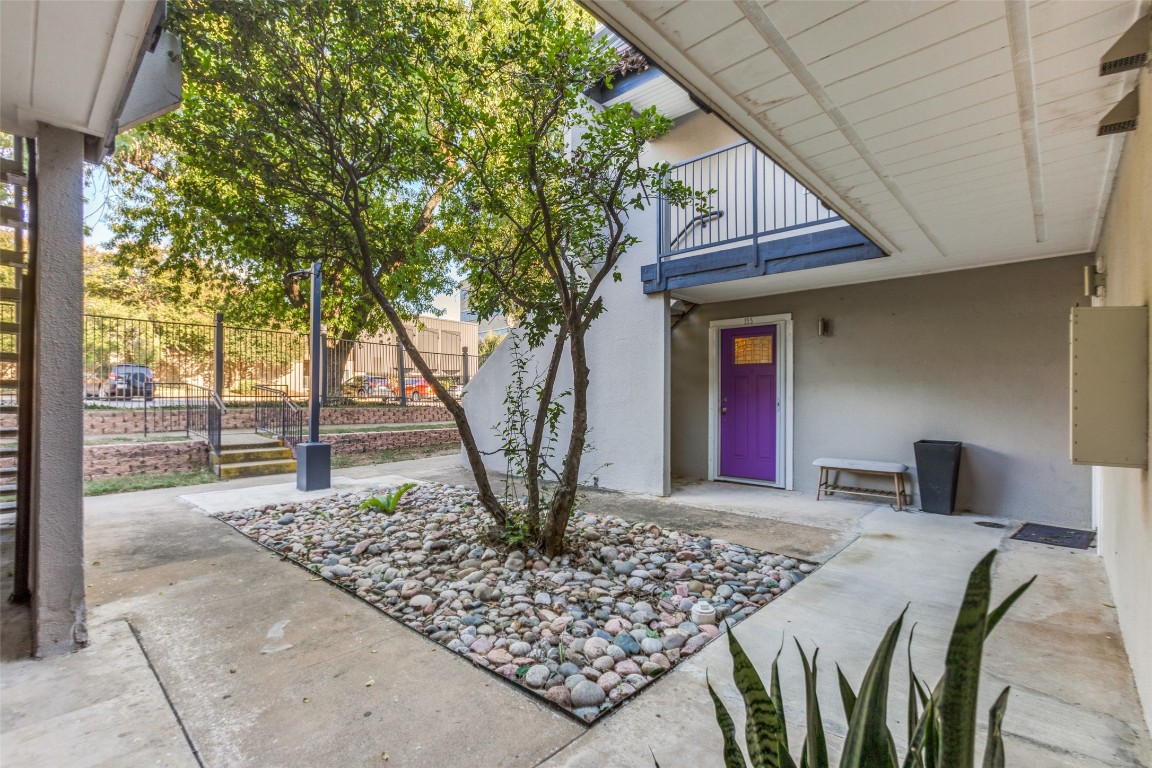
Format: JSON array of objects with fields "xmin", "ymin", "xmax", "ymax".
[
  {"xmin": 541, "ymin": 324, "xmax": 589, "ymax": 556},
  {"xmin": 362, "ymin": 273, "xmax": 510, "ymax": 528},
  {"xmin": 524, "ymin": 327, "xmax": 567, "ymax": 540}
]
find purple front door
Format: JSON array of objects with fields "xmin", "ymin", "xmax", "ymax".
[{"xmin": 720, "ymin": 325, "xmax": 778, "ymax": 482}]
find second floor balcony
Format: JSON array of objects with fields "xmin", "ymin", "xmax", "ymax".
[{"xmin": 643, "ymin": 141, "xmax": 886, "ymax": 294}]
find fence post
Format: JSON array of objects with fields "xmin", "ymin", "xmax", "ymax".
[
  {"xmin": 462, "ymin": 346, "xmax": 470, "ymax": 385},
  {"xmin": 397, "ymin": 343, "xmax": 407, "ymax": 407},
  {"xmin": 214, "ymin": 311, "xmax": 224, "ymax": 398},
  {"xmin": 320, "ymin": 331, "xmax": 328, "ymax": 405}
]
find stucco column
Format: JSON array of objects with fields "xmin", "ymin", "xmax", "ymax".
[{"xmin": 30, "ymin": 125, "xmax": 88, "ymax": 656}]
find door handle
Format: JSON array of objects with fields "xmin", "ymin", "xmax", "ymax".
[{"xmin": 721, "ymin": 408, "xmax": 728, "ymax": 415}]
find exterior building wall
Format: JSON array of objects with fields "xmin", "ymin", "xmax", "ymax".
[
  {"xmin": 1094, "ymin": 60, "xmax": 1152, "ymax": 735},
  {"xmin": 461, "ymin": 111, "xmax": 741, "ymax": 495},
  {"xmin": 366, "ymin": 315, "xmax": 480, "ymax": 357},
  {"xmin": 671, "ymin": 255, "xmax": 1093, "ymax": 525}
]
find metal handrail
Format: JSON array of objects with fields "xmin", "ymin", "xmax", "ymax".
[
  {"xmin": 659, "ymin": 140, "xmax": 841, "ymax": 260},
  {"xmin": 669, "ymin": 210, "xmax": 724, "ymax": 250},
  {"xmin": 166, "ymin": 381, "xmax": 225, "ymax": 456},
  {"xmin": 253, "ymin": 384, "xmax": 304, "ymax": 448}
]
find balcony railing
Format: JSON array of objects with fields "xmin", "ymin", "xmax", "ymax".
[{"xmin": 658, "ymin": 141, "xmax": 841, "ymax": 260}]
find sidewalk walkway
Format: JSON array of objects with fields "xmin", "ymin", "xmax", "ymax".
[{"xmin": 1, "ymin": 455, "xmax": 1148, "ymax": 767}]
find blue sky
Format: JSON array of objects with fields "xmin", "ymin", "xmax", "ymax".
[{"xmin": 84, "ymin": 165, "xmax": 115, "ymax": 247}]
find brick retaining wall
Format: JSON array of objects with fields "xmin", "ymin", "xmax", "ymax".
[
  {"xmin": 319, "ymin": 428, "xmax": 459, "ymax": 456},
  {"xmin": 58, "ymin": 405, "xmax": 454, "ymax": 436},
  {"xmin": 317, "ymin": 407, "xmax": 453, "ymax": 426},
  {"xmin": 77, "ymin": 427, "xmax": 459, "ymax": 480},
  {"xmin": 84, "ymin": 440, "xmax": 211, "ymax": 481}
]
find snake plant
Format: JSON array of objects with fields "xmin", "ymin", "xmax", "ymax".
[{"xmin": 657, "ymin": 550, "xmax": 1033, "ymax": 768}]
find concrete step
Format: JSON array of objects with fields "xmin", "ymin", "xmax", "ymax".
[
  {"xmin": 215, "ymin": 459, "xmax": 297, "ymax": 480},
  {"xmin": 212, "ymin": 446, "xmax": 294, "ymax": 465},
  {"xmin": 219, "ymin": 438, "xmax": 285, "ymax": 451}
]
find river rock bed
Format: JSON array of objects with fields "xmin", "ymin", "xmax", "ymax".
[{"xmin": 215, "ymin": 480, "xmax": 816, "ymax": 722}]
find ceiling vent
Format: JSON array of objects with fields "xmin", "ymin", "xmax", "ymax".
[
  {"xmin": 1098, "ymin": 88, "xmax": 1139, "ymax": 136},
  {"xmin": 1100, "ymin": 14, "xmax": 1149, "ymax": 76}
]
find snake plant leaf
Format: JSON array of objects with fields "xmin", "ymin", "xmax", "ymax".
[
  {"xmin": 906, "ymin": 625, "xmax": 920, "ymax": 746},
  {"xmin": 773, "ymin": 642, "xmax": 799, "ymax": 768},
  {"xmin": 708, "ymin": 672, "xmax": 751, "ymax": 768},
  {"xmin": 651, "ymin": 747, "xmax": 662, "ymax": 768},
  {"xmin": 727, "ymin": 630, "xmax": 783, "ymax": 768},
  {"xmin": 838, "ymin": 606, "xmax": 906, "ymax": 768},
  {"xmin": 924, "ymin": 684, "xmax": 941, "ymax": 768},
  {"xmin": 836, "ymin": 664, "xmax": 857, "ymax": 722},
  {"xmin": 795, "ymin": 641, "xmax": 830, "ymax": 768},
  {"xmin": 981, "ymin": 687, "xmax": 1011, "ymax": 768},
  {"xmin": 901, "ymin": 682, "xmax": 937, "ymax": 768},
  {"xmin": 938, "ymin": 551, "xmax": 995, "ymax": 768},
  {"xmin": 985, "ymin": 576, "xmax": 1035, "ymax": 637}
]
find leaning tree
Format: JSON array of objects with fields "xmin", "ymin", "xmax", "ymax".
[
  {"xmin": 108, "ymin": 0, "xmax": 695, "ymax": 554},
  {"xmin": 435, "ymin": 1, "xmax": 699, "ymax": 554}
]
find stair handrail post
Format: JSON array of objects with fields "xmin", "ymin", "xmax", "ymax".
[{"xmin": 214, "ymin": 311, "xmax": 224, "ymax": 398}]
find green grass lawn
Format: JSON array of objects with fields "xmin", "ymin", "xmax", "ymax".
[{"xmin": 84, "ymin": 469, "xmax": 221, "ymax": 496}]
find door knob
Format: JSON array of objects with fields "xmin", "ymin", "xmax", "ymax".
[{"xmin": 721, "ymin": 408, "xmax": 728, "ymax": 414}]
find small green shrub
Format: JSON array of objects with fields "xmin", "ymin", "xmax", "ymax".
[
  {"xmin": 359, "ymin": 482, "xmax": 417, "ymax": 515},
  {"xmin": 657, "ymin": 550, "xmax": 1033, "ymax": 768}
]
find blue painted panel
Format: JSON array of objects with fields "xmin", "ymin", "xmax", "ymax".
[{"xmin": 641, "ymin": 225, "xmax": 887, "ymax": 294}]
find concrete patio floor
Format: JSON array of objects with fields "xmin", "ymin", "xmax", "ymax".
[{"xmin": 1, "ymin": 454, "xmax": 1148, "ymax": 767}]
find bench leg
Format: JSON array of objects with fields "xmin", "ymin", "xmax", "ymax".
[
  {"xmin": 815, "ymin": 467, "xmax": 824, "ymax": 501},
  {"xmin": 894, "ymin": 473, "xmax": 905, "ymax": 511}
]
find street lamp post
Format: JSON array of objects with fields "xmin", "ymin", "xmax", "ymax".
[{"xmin": 290, "ymin": 261, "xmax": 330, "ymax": 491}]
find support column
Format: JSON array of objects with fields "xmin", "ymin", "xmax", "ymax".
[{"xmin": 30, "ymin": 125, "xmax": 87, "ymax": 656}]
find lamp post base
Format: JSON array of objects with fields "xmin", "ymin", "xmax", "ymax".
[{"xmin": 296, "ymin": 442, "xmax": 331, "ymax": 491}]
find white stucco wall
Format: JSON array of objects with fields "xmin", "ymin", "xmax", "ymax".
[
  {"xmin": 1094, "ymin": 59, "xmax": 1152, "ymax": 736},
  {"xmin": 671, "ymin": 255, "xmax": 1093, "ymax": 525},
  {"xmin": 460, "ymin": 111, "xmax": 742, "ymax": 495}
]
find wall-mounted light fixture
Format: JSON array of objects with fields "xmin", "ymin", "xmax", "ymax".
[
  {"xmin": 817, "ymin": 317, "xmax": 832, "ymax": 337},
  {"xmin": 1084, "ymin": 265, "xmax": 1106, "ymax": 298}
]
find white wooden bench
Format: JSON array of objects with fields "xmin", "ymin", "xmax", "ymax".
[{"xmin": 813, "ymin": 458, "xmax": 909, "ymax": 510}]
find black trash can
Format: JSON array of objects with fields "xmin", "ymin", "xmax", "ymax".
[{"xmin": 914, "ymin": 440, "xmax": 962, "ymax": 515}]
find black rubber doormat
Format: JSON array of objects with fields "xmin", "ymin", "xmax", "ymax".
[{"xmin": 1011, "ymin": 523, "xmax": 1096, "ymax": 549}]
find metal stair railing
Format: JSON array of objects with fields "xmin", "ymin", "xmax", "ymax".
[
  {"xmin": 176, "ymin": 382, "xmax": 226, "ymax": 457},
  {"xmin": 253, "ymin": 384, "xmax": 303, "ymax": 449}
]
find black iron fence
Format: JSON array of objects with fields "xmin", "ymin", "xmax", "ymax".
[
  {"xmin": 83, "ymin": 313, "xmax": 479, "ymax": 409},
  {"xmin": 124, "ymin": 383, "xmax": 224, "ymax": 454}
]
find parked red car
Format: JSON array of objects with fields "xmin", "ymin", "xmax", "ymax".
[{"xmin": 393, "ymin": 377, "xmax": 435, "ymax": 402}]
